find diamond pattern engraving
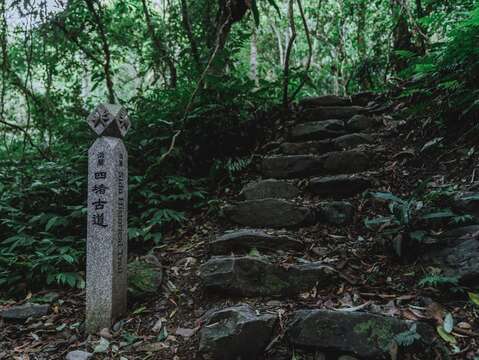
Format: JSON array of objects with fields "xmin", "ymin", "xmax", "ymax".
[{"xmin": 87, "ymin": 104, "xmax": 131, "ymax": 138}]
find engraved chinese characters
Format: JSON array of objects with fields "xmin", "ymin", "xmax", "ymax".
[{"xmin": 86, "ymin": 104, "xmax": 129, "ymax": 334}]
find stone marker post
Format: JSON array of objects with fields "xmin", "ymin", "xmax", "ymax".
[{"xmin": 86, "ymin": 104, "xmax": 131, "ymax": 334}]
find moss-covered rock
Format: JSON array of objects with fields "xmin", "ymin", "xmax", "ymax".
[{"xmin": 286, "ymin": 310, "xmax": 437, "ymax": 359}]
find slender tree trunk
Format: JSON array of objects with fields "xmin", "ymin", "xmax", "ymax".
[
  {"xmin": 141, "ymin": 0, "xmax": 177, "ymax": 88},
  {"xmin": 250, "ymin": 27, "xmax": 259, "ymax": 85},
  {"xmin": 270, "ymin": 23, "xmax": 284, "ymax": 67}
]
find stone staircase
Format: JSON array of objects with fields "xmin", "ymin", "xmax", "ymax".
[{"xmin": 195, "ymin": 95, "xmax": 439, "ymax": 359}]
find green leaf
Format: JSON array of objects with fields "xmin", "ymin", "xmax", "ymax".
[
  {"xmin": 443, "ymin": 313, "xmax": 454, "ymax": 334},
  {"xmin": 421, "ymin": 210, "xmax": 455, "ymax": 220},
  {"xmin": 133, "ymin": 306, "xmax": 147, "ymax": 315},
  {"xmin": 436, "ymin": 326, "xmax": 457, "ymax": 344},
  {"xmin": 248, "ymin": 248, "xmax": 260, "ymax": 257},
  {"xmin": 468, "ymin": 292, "xmax": 479, "ymax": 306},
  {"xmin": 369, "ymin": 192, "xmax": 404, "ymax": 203}
]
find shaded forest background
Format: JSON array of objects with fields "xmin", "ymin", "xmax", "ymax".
[{"xmin": 0, "ymin": 0, "xmax": 478, "ymax": 292}]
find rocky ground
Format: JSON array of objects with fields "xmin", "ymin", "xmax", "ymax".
[{"xmin": 1, "ymin": 94, "xmax": 479, "ymax": 360}]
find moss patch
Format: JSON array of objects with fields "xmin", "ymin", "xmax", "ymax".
[{"xmin": 354, "ymin": 319, "xmax": 395, "ymax": 350}]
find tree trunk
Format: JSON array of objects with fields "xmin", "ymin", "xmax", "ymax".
[{"xmin": 250, "ymin": 27, "xmax": 259, "ymax": 85}]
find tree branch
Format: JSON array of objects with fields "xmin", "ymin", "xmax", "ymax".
[
  {"xmin": 84, "ymin": 0, "xmax": 116, "ymax": 103},
  {"xmin": 290, "ymin": 0, "xmax": 313, "ymax": 101},
  {"xmin": 180, "ymin": 0, "xmax": 201, "ymax": 70},
  {"xmin": 283, "ymin": 0, "xmax": 296, "ymax": 109},
  {"xmin": 140, "ymin": 0, "xmax": 177, "ymax": 88}
]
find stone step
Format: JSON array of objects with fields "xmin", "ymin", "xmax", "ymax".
[
  {"xmin": 223, "ymin": 199, "xmax": 314, "ymax": 228},
  {"xmin": 347, "ymin": 114, "xmax": 381, "ymax": 132},
  {"xmin": 299, "ymin": 95, "xmax": 352, "ymax": 108},
  {"xmin": 334, "ymin": 133, "xmax": 375, "ymax": 149},
  {"xmin": 307, "ymin": 174, "xmax": 373, "ymax": 198},
  {"xmin": 286, "ymin": 310, "xmax": 437, "ymax": 359},
  {"xmin": 224, "ymin": 199, "xmax": 354, "ymax": 227},
  {"xmin": 291, "ymin": 120, "xmax": 346, "ymax": 141},
  {"xmin": 291, "ymin": 116, "xmax": 379, "ymax": 142},
  {"xmin": 210, "ymin": 229, "xmax": 304, "ymax": 254},
  {"xmin": 198, "ymin": 304, "xmax": 277, "ymax": 360},
  {"xmin": 200, "ymin": 256, "xmax": 337, "ymax": 297},
  {"xmin": 262, "ymin": 151, "xmax": 371, "ymax": 179},
  {"xmin": 280, "ymin": 133, "xmax": 374, "ymax": 155},
  {"xmin": 240, "ymin": 179, "xmax": 300, "ymax": 200},
  {"xmin": 301, "ymin": 106, "xmax": 366, "ymax": 121},
  {"xmin": 280, "ymin": 139, "xmax": 334, "ymax": 155}
]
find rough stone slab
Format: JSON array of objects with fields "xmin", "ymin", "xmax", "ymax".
[
  {"xmin": 223, "ymin": 199, "xmax": 314, "ymax": 228},
  {"xmin": 200, "ymin": 256, "xmax": 337, "ymax": 297},
  {"xmin": 308, "ymin": 175, "xmax": 373, "ymax": 198},
  {"xmin": 302, "ymin": 106, "xmax": 366, "ymax": 121},
  {"xmin": 291, "ymin": 120, "xmax": 345, "ymax": 141},
  {"xmin": 318, "ymin": 201, "xmax": 354, "ymax": 225},
  {"xmin": 425, "ymin": 237, "xmax": 479, "ymax": 285},
  {"xmin": 199, "ymin": 304, "xmax": 277, "ymax": 360},
  {"xmin": 211, "ymin": 229, "xmax": 303, "ymax": 254},
  {"xmin": 299, "ymin": 95, "xmax": 352, "ymax": 108},
  {"xmin": 332, "ymin": 133, "xmax": 374, "ymax": 149},
  {"xmin": 0, "ymin": 303, "xmax": 49, "ymax": 321},
  {"xmin": 280, "ymin": 140, "xmax": 334, "ymax": 155},
  {"xmin": 320, "ymin": 150, "xmax": 371, "ymax": 174},
  {"xmin": 286, "ymin": 310, "xmax": 437, "ymax": 359},
  {"xmin": 86, "ymin": 136, "xmax": 128, "ymax": 334},
  {"xmin": 262, "ymin": 155, "xmax": 325, "ymax": 179},
  {"xmin": 241, "ymin": 179, "xmax": 300, "ymax": 200},
  {"xmin": 347, "ymin": 114, "xmax": 381, "ymax": 132}
]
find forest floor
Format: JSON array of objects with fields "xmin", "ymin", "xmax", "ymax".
[{"xmin": 1, "ymin": 94, "xmax": 479, "ymax": 360}]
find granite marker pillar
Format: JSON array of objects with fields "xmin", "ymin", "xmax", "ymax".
[{"xmin": 86, "ymin": 104, "xmax": 130, "ymax": 334}]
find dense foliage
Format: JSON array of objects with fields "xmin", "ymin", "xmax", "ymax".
[{"xmin": 0, "ymin": 0, "xmax": 478, "ymax": 292}]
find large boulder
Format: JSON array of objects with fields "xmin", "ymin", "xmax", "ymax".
[
  {"xmin": 320, "ymin": 150, "xmax": 371, "ymax": 174},
  {"xmin": 210, "ymin": 229, "xmax": 303, "ymax": 254},
  {"xmin": 0, "ymin": 303, "xmax": 49, "ymax": 321},
  {"xmin": 291, "ymin": 120, "xmax": 345, "ymax": 141},
  {"xmin": 280, "ymin": 140, "xmax": 334, "ymax": 155},
  {"xmin": 198, "ymin": 304, "xmax": 277, "ymax": 360},
  {"xmin": 262, "ymin": 155, "xmax": 325, "ymax": 179},
  {"xmin": 223, "ymin": 199, "xmax": 314, "ymax": 228},
  {"xmin": 241, "ymin": 179, "xmax": 300, "ymax": 200},
  {"xmin": 346, "ymin": 114, "xmax": 380, "ymax": 132},
  {"xmin": 286, "ymin": 310, "xmax": 437, "ymax": 359},
  {"xmin": 332, "ymin": 133, "xmax": 374, "ymax": 149},
  {"xmin": 308, "ymin": 175, "xmax": 373, "ymax": 198},
  {"xmin": 302, "ymin": 106, "xmax": 366, "ymax": 121},
  {"xmin": 317, "ymin": 201, "xmax": 354, "ymax": 225},
  {"xmin": 299, "ymin": 95, "xmax": 352, "ymax": 108},
  {"xmin": 200, "ymin": 256, "xmax": 337, "ymax": 297}
]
